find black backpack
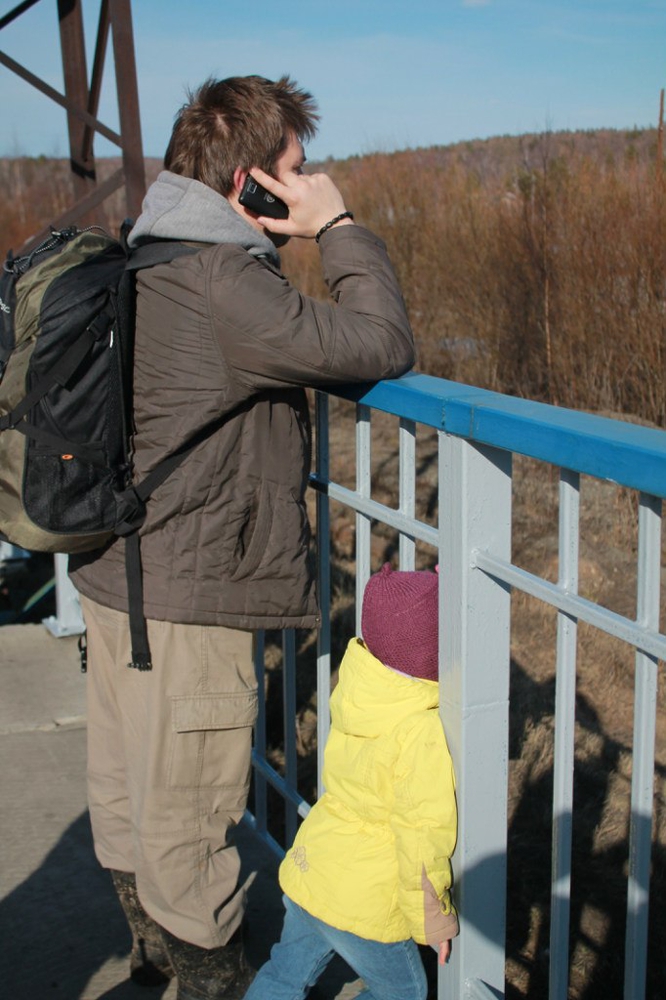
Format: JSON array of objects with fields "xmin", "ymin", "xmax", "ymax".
[{"xmin": 0, "ymin": 224, "xmax": 207, "ymax": 668}]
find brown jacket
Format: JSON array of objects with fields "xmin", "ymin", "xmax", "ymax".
[{"xmin": 71, "ymin": 223, "xmax": 414, "ymax": 628}]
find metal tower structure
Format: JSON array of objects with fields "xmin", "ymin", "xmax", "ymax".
[{"xmin": 0, "ymin": 0, "xmax": 146, "ymax": 249}]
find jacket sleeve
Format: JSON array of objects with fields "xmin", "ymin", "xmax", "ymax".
[
  {"xmin": 206, "ymin": 225, "xmax": 415, "ymax": 393},
  {"xmin": 390, "ymin": 711, "xmax": 459, "ymax": 945}
]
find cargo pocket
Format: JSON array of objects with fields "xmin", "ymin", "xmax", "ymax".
[{"xmin": 168, "ymin": 691, "xmax": 257, "ymax": 789}]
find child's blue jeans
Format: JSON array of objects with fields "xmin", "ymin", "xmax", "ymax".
[{"xmin": 243, "ymin": 895, "xmax": 427, "ymax": 1000}]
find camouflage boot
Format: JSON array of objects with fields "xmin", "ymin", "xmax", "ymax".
[
  {"xmin": 160, "ymin": 924, "xmax": 255, "ymax": 1000},
  {"xmin": 109, "ymin": 870, "xmax": 174, "ymax": 987}
]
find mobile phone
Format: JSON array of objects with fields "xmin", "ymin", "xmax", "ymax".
[{"xmin": 238, "ymin": 175, "xmax": 289, "ymax": 219}]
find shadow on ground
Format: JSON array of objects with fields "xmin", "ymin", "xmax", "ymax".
[{"xmin": 0, "ymin": 807, "xmax": 363, "ymax": 999}]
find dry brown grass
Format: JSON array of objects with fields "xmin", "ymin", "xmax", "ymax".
[
  {"xmin": 4, "ymin": 129, "xmax": 663, "ymax": 431},
  {"xmin": 282, "ymin": 126, "xmax": 665, "ymax": 428}
]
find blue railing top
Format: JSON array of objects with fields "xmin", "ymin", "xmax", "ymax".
[{"xmin": 328, "ymin": 373, "xmax": 666, "ymax": 499}]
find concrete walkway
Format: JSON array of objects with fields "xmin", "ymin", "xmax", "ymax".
[{"xmin": 0, "ymin": 624, "xmax": 363, "ymax": 999}]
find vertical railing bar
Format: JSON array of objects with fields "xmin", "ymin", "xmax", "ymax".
[
  {"xmin": 43, "ymin": 553, "xmax": 86, "ymax": 637},
  {"xmin": 549, "ymin": 467, "xmax": 580, "ymax": 1000},
  {"xmin": 356, "ymin": 403, "xmax": 372, "ymax": 634},
  {"xmin": 399, "ymin": 416, "xmax": 416, "ymax": 569},
  {"xmin": 283, "ymin": 629, "xmax": 298, "ymax": 847},
  {"xmin": 624, "ymin": 491, "xmax": 661, "ymax": 1000},
  {"xmin": 315, "ymin": 392, "xmax": 332, "ymax": 798},
  {"xmin": 252, "ymin": 630, "xmax": 268, "ymax": 837},
  {"xmin": 438, "ymin": 431, "xmax": 511, "ymax": 1000}
]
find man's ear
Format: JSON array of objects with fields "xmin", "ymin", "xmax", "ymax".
[{"xmin": 233, "ymin": 167, "xmax": 248, "ymax": 195}]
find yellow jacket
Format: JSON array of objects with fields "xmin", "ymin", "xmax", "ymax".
[{"xmin": 279, "ymin": 638, "xmax": 458, "ymax": 944}]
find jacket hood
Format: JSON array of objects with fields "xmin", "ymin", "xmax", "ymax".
[
  {"xmin": 331, "ymin": 638, "xmax": 439, "ymax": 739},
  {"xmin": 128, "ymin": 170, "xmax": 280, "ymax": 266}
]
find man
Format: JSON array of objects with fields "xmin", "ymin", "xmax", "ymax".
[{"xmin": 70, "ymin": 75, "xmax": 414, "ymax": 1000}]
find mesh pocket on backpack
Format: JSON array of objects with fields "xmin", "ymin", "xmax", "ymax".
[{"xmin": 23, "ymin": 448, "xmax": 116, "ymax": 534}]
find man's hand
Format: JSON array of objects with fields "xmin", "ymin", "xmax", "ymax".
[{"xmin": 249, "ymin": 166, "xmax": 354, "ymax": 240}]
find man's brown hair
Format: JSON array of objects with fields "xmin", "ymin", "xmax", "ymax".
[{"xmin": 164, "ymin": 75, "xmax": 319, "ymax": 196}]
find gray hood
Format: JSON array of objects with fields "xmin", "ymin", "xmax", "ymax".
[{"xmin": 128, "ymin": 170, "xmax": 280, "ymax": 266}]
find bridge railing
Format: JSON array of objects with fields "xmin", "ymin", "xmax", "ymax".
[{"xmin": 247, "ymin": 371, "xmax": 665, "ymax": 1000}]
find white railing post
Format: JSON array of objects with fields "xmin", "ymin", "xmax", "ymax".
[
  {"xmin": 398, "ymin": 417, "xmax": 416, "ymax": 570},
  {"xmin": 43, "ymin": 553, "xmax": 85, "ymax": 636},
  {"xmin": 315, "ymin": 392, "xmax": 332, "ymax": 796},
  {"xmin": 355, "ymin": 404, "xmax": 372, "ymax": 631},
  {"xmin": 0, "ymin": 542, "xmax": 30, "ymax": 562},
  {"xmin": 438, "ymin": 433, "xmax": 512, "ymax": 1000},
  {"xmin": 550, "ymin": 468, "xmax": 580, "ymax": 1000},
  {"xmin": 624, "ymin": 492, "xmax": 661, "ymax": 998}
]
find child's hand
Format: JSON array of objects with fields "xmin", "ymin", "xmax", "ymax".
[{"xmin": 438, "ymin": 939, "xmax": 452, "ymax": 966}]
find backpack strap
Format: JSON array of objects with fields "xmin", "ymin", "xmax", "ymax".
[
  {"xmin": 126, "ymin": 240, "xmax": 203, "ymax": 271},
  {"xmin": 118, "ymin": 415, "xmax": 231, "ymax": 670},
  {"xmin": 124, "ymin": 531, "xmax": 151, "ymax": 670},
  {"xmin": 117, "ymin": 239, "xmax": 214, "ymax": 670}
]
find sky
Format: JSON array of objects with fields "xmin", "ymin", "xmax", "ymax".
[{"xmin": 0, "ymin": 0, "xmax": 663, "ymax": 163}]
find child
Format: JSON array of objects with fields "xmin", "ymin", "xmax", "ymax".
[{"xmin": 244, "ymin": 563, "xmax": 458, "ymax": 1000}]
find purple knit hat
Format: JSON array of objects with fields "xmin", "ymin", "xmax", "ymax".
[{"xmin": 361, "ymin": 563, "xmax": 439, "ymax": 681}]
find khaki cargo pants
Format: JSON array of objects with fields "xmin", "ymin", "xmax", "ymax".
[{"xmin": 80, "ymin": 595, "xmax": 258, "ymax": 949}]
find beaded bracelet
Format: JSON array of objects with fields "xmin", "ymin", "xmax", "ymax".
[{"xmin": 314, "ymin": 211, "xmax": 354, "ymax": 243}]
